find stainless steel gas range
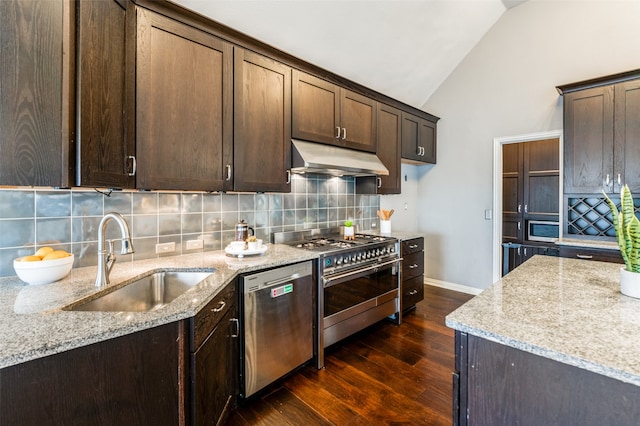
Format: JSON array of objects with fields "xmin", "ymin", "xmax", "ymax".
[{"xmin": 274, "ymin": 229, "xmax": 402, "ymax": 369}]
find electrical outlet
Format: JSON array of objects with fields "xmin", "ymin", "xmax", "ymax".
[
  {"xmin": 155, "ymin": 242, "xmax": 176, "ymax": 254},
  {"xmin": 186, "ymin": 239, "xmax": 204, "ymax": 250},
  {"xmin": 485, "ymin": 209, "xmax": 492, "ymax": 220}
]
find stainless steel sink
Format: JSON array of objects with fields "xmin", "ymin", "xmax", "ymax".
[{"xmin": 66, "ymin": 271, "xmax": 214, "ymax": 312}]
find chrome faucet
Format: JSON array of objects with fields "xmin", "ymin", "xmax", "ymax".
[{"xmin": 95, "ymin": 212, "xmax": 135, "ymax": 287}]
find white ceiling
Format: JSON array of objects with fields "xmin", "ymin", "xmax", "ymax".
[{"xmin": 171, "ymin": 0, "xmax": 525, "ymax": 109}]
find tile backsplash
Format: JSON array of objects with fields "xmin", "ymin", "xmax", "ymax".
[{"xmin": 0, "ymin": 174, "xmax": 379, "ymax": 277}]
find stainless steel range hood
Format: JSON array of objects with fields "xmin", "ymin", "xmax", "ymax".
[{"xmin": 291, "ymin": 139, "xmax": 388, "ymax": 177}]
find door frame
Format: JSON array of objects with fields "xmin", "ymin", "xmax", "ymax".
[{"xmin": 492, "ymin": 130, "xmax": 563, "ymax": 283}]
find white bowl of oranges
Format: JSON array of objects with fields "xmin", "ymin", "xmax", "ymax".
[{"xmin": 13, "ymin": 247, "xmax": 74, "ymax": 285}]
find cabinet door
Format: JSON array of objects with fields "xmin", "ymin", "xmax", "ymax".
[
  {"xmin": 401, "ymin": 112, "xmax": 421, "ymax": 161},
  {"xmin": 292, "ymin": 70, "xmax": 340, "ymax": 145},
  {"xmin": 191, "ymin": 308, "xmax": 238, "ymax": 426},
  {"xmin": 615, "ymin": 80, "xmax": 640, "ymax": 193},
  {"xmin": 340, "ymin": 89, "xmax": 377, "ymax": 152},
  {"xmin": 76, "ymin": 0, "xmax": 135, "ymax": 188},
  {"xmin": 0, "ymin": 0, "xmax": 72, "ymax": 187},
  {"xmin": 234, "ymin": 48, "xmax": 291, "ymax": 192},
  {"xmin": 563, "ymin": 86, "xmax": 614, "ymax": 194},
  {"xmin": 376, "ymin": 103, "xmax": 402, "ymax": 194},
  {"xmin": 420, "ymin": 119, "xmax": 437, "ymax": 163},
  {"xmin": 523, "ymin": 139, "xmax": 559, "ymax": 219},
  {"xmin": 502, "ymin": 143, "xmax": 523, "ymax": 220},
  {"xmin": 136, "ymin": 8, "xmax": 233, "ymax": 191}
]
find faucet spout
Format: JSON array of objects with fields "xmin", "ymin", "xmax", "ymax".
[{"xmin": 95, "ymin": 212, "xmax": 135, "ymax": 287}]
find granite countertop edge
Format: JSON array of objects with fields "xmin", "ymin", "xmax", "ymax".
[
  {"xmin": 0, "ymin": 244, "xmax": 318, "ymax": 370},
  {"xmin": 445, "ymin": 255, "xmax": 640, "ymax": 387}
]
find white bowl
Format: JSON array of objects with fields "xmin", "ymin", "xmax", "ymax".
[{"xmin": 13, "ymin": 254, "xmax": 74, "ymax": 285}]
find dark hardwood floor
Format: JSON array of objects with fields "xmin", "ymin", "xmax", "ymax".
[{"xmin": 227, "ymin": 285, "xmax": 474, "ymax": 426}]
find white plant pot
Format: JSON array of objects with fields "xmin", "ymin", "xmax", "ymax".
[
  {"xmin": 620, "ymin": 267, "xmax": 640, "ymax": 298},
  {"xmin": 343, "ymin": 226, "xmax": 354, "ymax": 238}
]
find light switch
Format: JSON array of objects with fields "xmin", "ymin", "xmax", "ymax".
[{"xmin": 485, "ymin": 209, "xmax": 492, "ymax": 220}]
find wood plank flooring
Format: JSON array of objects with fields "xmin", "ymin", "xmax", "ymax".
[{"xmin": 226, "ymin": 285, "xmax": 474, "ymax": 426}]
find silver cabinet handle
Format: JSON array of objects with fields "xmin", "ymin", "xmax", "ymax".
[
  {"xmin": 576, "ymin": 254, "xmax": 593, "ymax": 260},
  {"xmin": 230, "ymin": 318, "xmax": 239, "ymax": 338},
  {"xmin": 377, "ymin": 177, "xmax": 382, "ymax": 188},
  {"xmin": 342, "ymin": 127, "xmax": 347, "ymax": 140},
  {"xmin": 517, "ymin": 246, "xmax": 521, "ymax": 256},
  {"xmin": 127, "ymin": 156, "xmax": 136, "ymax": 176},
  {"xmin": 524, "ymin": 204, "xmax": 528, "ymax": 214},
  {"xmin": 409, "ymin": 264, "xmax": 419, "ymax": 269},
  {"xmin": 336, "ymin": 126, "xmax": 341, "ymax": 139},
  {"xmin": 409, "ymin": 244, "xmax": 418, "ymax": 249},
  {"xmin": 524, "ymin": 247, "xmax": 527, "ymax": 256},
  {"xmin": 286, "ymin": 170, "xmax": 291, "ymax": 184},
  {"xmin": 211, "ymin": 300, "xmax": 226, "ymax": 313},
  {"xmin": 226, "ymin": 164, "xmax": 232, "ymax": 181},
  {"xmin": 518, "ymin": 204, "xmax": 521, "ymax": 213},
  {"xmin": 618, "ymin": 173, "xmax": 622, "ymax": 185},
  {"xmin": 409, "ymin": 289, "xmax": 418, "ymax": 295},
  {"xmin": 517, "ymin": 222, "xmax": 521, "ymax": 231}
]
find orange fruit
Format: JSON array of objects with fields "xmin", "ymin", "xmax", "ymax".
[
  {"xmin": 18, "ymin": 255, "xmax": 42, "ymax": 262},
  {"xmin": 34, "ymin": 246, "xmax": 54, "ymax": 259},
  {"xmin": 42, "ymin": 250, "xmax": 70, "ymax": 261}
]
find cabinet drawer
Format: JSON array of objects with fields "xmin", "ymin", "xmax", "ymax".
[
  {"xmin": 558, "ymin": 246, "xmax": 623, "ymax": 264},
  {"xmin": 402, "ymin": 237, "xmax": 424, "ymax": 255},
  {"xmin": 402, "ymin": 251, "xmax": 424, "ymax": 279},
  {"xmin": 191, "ymin": 281, "xmax": 237, "ymax": 351},
  {"xmin": 402, "ymin": 275, "xmax": 424, "ymax": 309}
]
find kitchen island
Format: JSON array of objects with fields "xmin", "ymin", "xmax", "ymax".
[{"xmin": 446, "ymin": 255, "xmax": 640, "ymax": 425}]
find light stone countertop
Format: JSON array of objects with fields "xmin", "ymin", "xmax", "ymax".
[
  {"xmin": 446, "ymin": 255, "xmax": 640, "ymax": 386},
  {"xmin": 555, "ymin": 237, "xmax": 620, "ymax": 250},
  {"xmin": 0, "ymin": 244, "xmax": 318, "ymax": 369}
]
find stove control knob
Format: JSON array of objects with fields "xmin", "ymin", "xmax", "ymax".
[
  {"xmin": 376, "ymin": 249, "xmax": 381, "ymax": 256},
  {"xmin": 344, "ymin": 256, "xmax": 350, "ymax": 264},
  {"xmin": 357, "ymin": 254, "xmax": 362, "ymax": 261},
  {"xmin": 336, "ymin": 257, "xmax": 343, "ymax": 265},
  {"xmin": 389, "ymin": 245, "xmax": 395, "ymax": 253},
  {"xmin": 366, "ymin": 251, "xmax": 372, "ymax": 259}
]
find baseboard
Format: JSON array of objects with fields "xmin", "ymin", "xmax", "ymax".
[{"xmin": 424, "ymin": 277, "xmax": 483, "ymax": 296}]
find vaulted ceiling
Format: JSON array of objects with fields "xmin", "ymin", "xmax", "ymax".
[{"xmin": 171, "ymin": 0, "xmax": 526, "ymax": 109}]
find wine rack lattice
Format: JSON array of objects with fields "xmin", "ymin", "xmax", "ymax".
[{"xmin": 567, "ymin": 197, "xmax": 640, "ymax": 237}]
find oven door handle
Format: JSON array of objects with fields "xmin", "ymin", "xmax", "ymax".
[{"xmin": 322, "ymin": 258, "xmax": 402, "ymax": 287}]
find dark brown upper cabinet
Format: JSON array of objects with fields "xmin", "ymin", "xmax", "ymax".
[
  {"xmin": 0, "ymin": 0, "xmax": 73, "ymax": 187},
  {"xmin": 135, "ymin": 7, "xmax": 233, "ymax": 191},
  {"xmin": 76, "ymin": 0, "xmax": 135, "ymax": 189},
  {"xmin": 292, "ymin": 70, "xmax": 377, "ymax": 153},
  {"xmin": 401, "ymin": 111, "xmax": 436, "ymax": 164},
  {"xmin": 376, "ymin": 103, "xmax": 402, "ymax": 194},
  {"xmin": 559, "ymin": 70, "xmax": 640, "ymax": 194},
  {"xmin": 233, "ymin": 48, "xmax": 291, "ymax": 193}
]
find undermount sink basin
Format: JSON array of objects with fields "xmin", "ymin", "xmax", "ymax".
[{"xmin": 66, "ymin": 270, "xmax": 214, "ymax": 312}]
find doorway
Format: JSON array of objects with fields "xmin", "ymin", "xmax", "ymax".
[{"xmin": 492, "ymin": 130, "xmax": 563, "ymax": 283}]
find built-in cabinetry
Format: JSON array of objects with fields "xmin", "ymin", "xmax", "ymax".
[
  {"xmin": 502, "ymin": 139, "xmax": 559, "ymax": 274},
  {"xmin": 454, "ymin": 331, "xmax": 640, "ymax": 426},
  {"xmin": 76, "ymin": 0, "xmax": 136, "ymax": 188},
  {"xmin": 401, "ymin": 237, "xmax": 425, "ymax": 312},
  {"xmin": 292, "ymin": 70, "xmax": 377, "ymax": 153},
  {"xmin": 233, "ymin": 48, "xmax": 291, "ymax": 192},
  {"xmin": 0, "ymin": 280, "xmax": 239, "ymax": 426},
  {"xmin": 136, "ymin": 8, "xmax": 233, "ymax": 191},
  {"xmin": 0, "ymin": 0, "xmax": 73, "ymax": 187},
  {"xmin": 401, "ymin": 112, "xmax": 436, "ymax": 164},
  {"xmin": 376, "ymin": 104, "xmax": 403, "ymax": 194},
  {"xmin": 558, "ymin": 70, "xmax": 640, "ymax": 240},
  {"xmin": 559, "ymin": 71, "xmax": 640, "ymax": 195},
  {"xmin": 503, "ymin": 244, "xmax": 559, "ymax": 275},
  {"xmin": 190, "ymin": 279, "xmax": 238, "ymax": 425},
  {"xmin": 0, "ymin": 321, "xmax": 187, "ymax": 424},
  {"xmin": 557, "ymin": 245, "xmax": 623, "ymax": 264}
]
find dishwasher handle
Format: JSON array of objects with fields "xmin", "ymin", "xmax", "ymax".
[{"xmin": 243, "ymin": 261, "xmax": 313, "ymax": 294}]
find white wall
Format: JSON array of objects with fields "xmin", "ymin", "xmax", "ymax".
[
  {"xmin": 380, "ymin": 163, "xmax": 421, "ymax": 232},
  {"xmin": 418, "ymin": 0, "xmax": 640, "ymax": 290}
]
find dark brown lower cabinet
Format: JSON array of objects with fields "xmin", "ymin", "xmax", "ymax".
[
  {"xmin": 0, "ymin": 322, "xmax": 187, "ymax": 425},
  {"xmin": 190, "ymin": 280, "xmax": 238, "ymax": 425},
  {"xmin": 401, "ymin": 237, "xmax": 425, "ymax": 311},
  {"xmin": 454, "ymin": 331, "xmax": 640, "ymax": 426},
  {"xmin": 558, "ymin": 245, "xmax": 623, "ymax": 263}
]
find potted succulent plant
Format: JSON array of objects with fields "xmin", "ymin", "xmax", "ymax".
[
  {"xmin": 343, "ymin": 220, "xmax": 355, "ymax": 240},
  {"xmin": 604, "ymin": 184, "xmax": 640, "ymax": 298}
]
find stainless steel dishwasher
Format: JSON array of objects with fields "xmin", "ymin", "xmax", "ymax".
[{"xmin": 239, "ymin": 261, "xmax": 314, "ymax": 398}]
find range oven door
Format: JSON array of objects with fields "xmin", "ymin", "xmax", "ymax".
[{"xmin": 318, "ymin": 258, "xmax": 400, "ymax": 367}]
